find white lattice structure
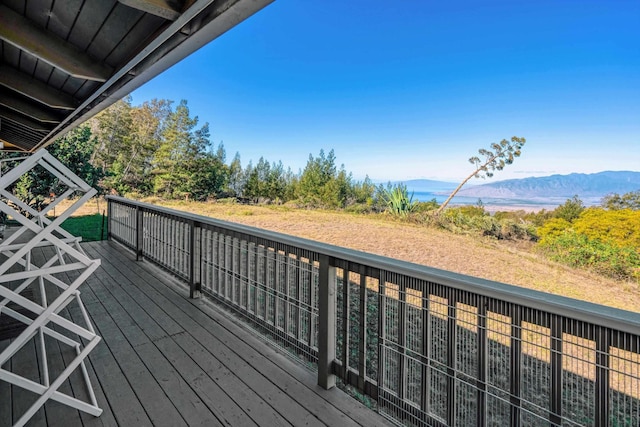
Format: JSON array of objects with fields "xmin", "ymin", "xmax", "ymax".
[{"xmin": 0, "ymin": 150, "xmax": 102, "ymax": 426}]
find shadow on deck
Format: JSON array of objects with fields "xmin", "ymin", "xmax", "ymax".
[{"xmin": 0, "ymin": 240, "xmax": 392, "ymax": 427}]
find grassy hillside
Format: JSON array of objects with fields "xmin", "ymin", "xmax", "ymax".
[{"xmin": 63, "ymin": 197, "xmax": 640, "ymax": 313}]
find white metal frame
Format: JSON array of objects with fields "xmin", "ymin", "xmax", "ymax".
[{"xmin": 0, "ymin": 150, "xmax": 102, "ymax": 426}]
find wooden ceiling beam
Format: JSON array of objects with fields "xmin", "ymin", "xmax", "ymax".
[
  {"xmin": 0, "ymin": 91, "xmax": 62, "ymax": 124},
  {"xmin": 0, "ymin": 66, "xmax": 78, "ymax": 111},
  {"xmin": 0, "ymin": 133, "xmax": 34, "ymax": 151},
  {"xmin": 0, "ymin": 5, "xmax": 113, "ymax": 82},
  {"xmin": 0, "ymin": 109, "xmax": 54, "ymax": 132},
  {"xmin": 0, "ymin": 136, "xmax": 21, "ymax": 150},
  {"xmin": 118, "ymin": 0, "xmax": 182, "ymax": 21}
]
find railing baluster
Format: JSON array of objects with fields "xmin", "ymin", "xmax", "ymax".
[
  {"xmin": 341, "ymin": 265, "xmax": 350, "ymax": 381},
  {"xmin": 231, "ymin": 236, "xmax": 237, "ymax": 303},
  {"xmin": 215, "ymin": 232, "xmax": 222, "ymax": 295},
  {"xmin": 282, "ymin": 252, "xmax": 290, "ymax": 336},
  {"xmin": 446, "ymin": 289, "xmax": 457, "ymax": 426},
  {"xmin": 378, "ymin": 269, "xmax": 386, "ymax": 408},
  {"xmin": 273, "ymin": 249, "xmax": 279, "ymax": 327},
  {"xmin": 420, "ymin": 282, "xmax": 430, "ymax": 420},
  {"xmin": 398, "ymin": 278, "xmax": 407, "ymax": 403},
  {"xmin": 309, "ymin": 259, "xmax": 317, "ymax": 349},
  {"xmin": 251, "ymin": 241, "xmax": 258, "ymax": 315},
  {"xmin": 357, "ymin": 265, "xmax": 367, "ymax": 392},
  {"xmin": 161, "ymin": 216, "xmax": 165, "ymax": 266},
  {"xmin": 261, "ymin": 246, "xmax": 268, "ymax": 321}
]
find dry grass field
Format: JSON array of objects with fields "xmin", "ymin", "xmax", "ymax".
[{"xmin": 69, "ymin": 197, "xmax": 640, "ymax": 313}]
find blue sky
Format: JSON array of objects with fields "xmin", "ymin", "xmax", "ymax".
[{"xmin": 131, "ymin": 0, "xmax": 640, "ymax": 182}]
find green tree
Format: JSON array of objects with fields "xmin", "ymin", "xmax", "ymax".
[
  {"xmin": 265, "ymin": 161, "xmax": 288, "ymax": 201},
  {"xmin": 437, "ymin": 136, "xmax": 526, "ymax": 214},
  {"xmin": 602, "ymin": 190, "xmax": 640, "ymax": 210},
  {"xmin": 179, "ymin": 153, "xmax": 228, "ymax": 200},
  {"xmin": 91, "ymin": 97, "xmax": 133, "ymax": 173},
  {"xmin": 352, "ymin": 176, "xmax": 376, "ymax": 206},
  {"xmin": 242, "ymin": 157, "xmax": 290, "ymax": 202},
  {"xmin": 92, "ymin": 97, "xmax": 171, "ymax": 195},
  {"xmin": 10, "ymin": 125, "xmax": 103, "ymax": 212},
  {"xmin": 151, "ymin": 100, "xmax": 222, "ymax": 199},
  {"xmin": 554, "ymin": 195, "xmax": 584, "ymax": 223},
  {"xmin": 226, "ymin": 152, "xmax": 244, "ymax": 197},
  {"xmin": 297, "ymin": 149, "xmax": 353, "ymax": 208},
  {"xmin": 152, "ymin": 100, "xmax": 197, "ymax": 197},
  {"xmin": 242, "ymin": 161, "xmax": 259, "ymax": 201}
]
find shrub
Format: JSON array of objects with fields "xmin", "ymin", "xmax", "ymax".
[
  {"xmin": 413, "ymin": 199, "xmax": 439, "ymax": 213},
  {"xmin": 382, "ymin": 184, "xmax": 417, "ymax": 217},
  {"xmin": 344, "ymin": 203, "xmax": 371, "ymax": 214},
  {"xmin": 539, "ymin": 231, "xmax": 640, "ymax": 282},
  {"xmin": 436, "ymin": 207, "xmax": 536, "ymax": 240},
  {"xmin": 499, "ymin": 219, "xmax": 537, "ymax": 241},
  {"xmin": 456, "ymin": 204, "xmax": 486, "ymax": 218},
  {"xmin": 553, "ymin": 195, "xmax": 584, "ymax": 222},
  {"xmin": 537, "ymin": 207, "xmax": 640, "ymax": 282},
  {"xmin": 572, "ymin": 208, "xmax": 640, "ymax": 249},
  {"xmin": 537, "ymin": 217, "xmax": 572, "ymax": 245},
  {"xmin": 494, "ymin": 209, "xmax": 553, "ymax": 227}
]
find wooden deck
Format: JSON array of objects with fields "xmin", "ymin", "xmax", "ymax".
[{"xmin": 1, "ymin": 240, "xmax": 393, "ymax": 427}]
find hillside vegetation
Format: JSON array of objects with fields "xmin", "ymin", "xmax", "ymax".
[{"xmin": 66, "ymin": 197, "xmax": 640, "ymax": 313}]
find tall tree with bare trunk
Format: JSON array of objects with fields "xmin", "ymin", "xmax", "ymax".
[{"xmin": 436, "ymin": 136, "xmax": 526, "ymax": 214}]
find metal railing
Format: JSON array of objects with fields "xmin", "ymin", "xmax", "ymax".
[{"xmin": 106, "ymin": 196, "xmax": 640, "ymax": 426}]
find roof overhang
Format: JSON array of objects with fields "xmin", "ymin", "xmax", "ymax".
[{"xmin": 0, "ymin": 0, "xmax": 274, "ymax": 152}]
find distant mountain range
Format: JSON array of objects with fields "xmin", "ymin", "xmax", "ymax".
[
  {"xmin": 395, "ymin": 179, "xmax": 459, "ymax": 193},
  {"xmin": 452, "ymin": 171, "xmax": 640, "ymax": 199}
]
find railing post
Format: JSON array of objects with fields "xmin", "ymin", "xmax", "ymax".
[
  {"xmin": 550, "ymin": 314, "xmax": 563, "ymax": 425},
  {"xmin": 188, "ymin": 220, "xmax": 200, "ymax": 299},
  {"xmin": 510, "ymin": 306, "xmax": 523, "ymax": 426},
  {"xmin": 476, "ymin": 297, "xmax": 487, "ymax": 427},
  {"xmin": 318, "ymin": 254, "xmax": 336, "ymax": 389},
  {"xmin": 594, "ymin": 326, "xmax": 610, "ymax": 427},
  {"xmin": 135, "ymin": 206, "xmax": 143, "ymax": 261},
  {"xmin": 106, "ymin": 198, "xmax": 112, "ymax": 240}
]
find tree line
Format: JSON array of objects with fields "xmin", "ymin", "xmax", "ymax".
[
  {"xmin": 88, "ymin": 97, "xmax": 387, "ymax": 208},
  {"xmin": 1, "ymin": 97, "xmax": 387, "ymax": 211}
]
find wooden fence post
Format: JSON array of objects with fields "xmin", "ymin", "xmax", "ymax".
[{"xmin": 318, "ymin": 254, "xmax": 336, "ymax": 389}]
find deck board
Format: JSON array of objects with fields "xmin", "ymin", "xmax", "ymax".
[
  {"xmin": 30, "ymin": 244, "xmax": 124, "ymax": 427},
  {"xmin": 88, "ymin": 244, "xmax": 335, "ymax": 426},
  {"xmin": 0, "ymin": 240, "xmax": 394, "ymax": 427}
]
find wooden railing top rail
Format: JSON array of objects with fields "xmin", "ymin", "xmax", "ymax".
[{"xmin": 106, "ymin": 195, "xmax": 640, "ymax": 335}]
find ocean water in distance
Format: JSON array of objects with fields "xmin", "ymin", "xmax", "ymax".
[{"xmin": 410, "ymin": 191, "xmax": 601, "ymax": 212}]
